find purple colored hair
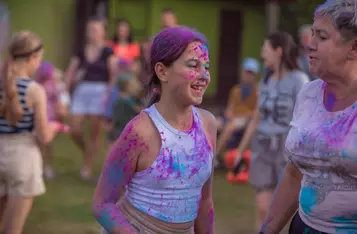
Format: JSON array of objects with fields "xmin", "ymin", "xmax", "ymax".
[
  {"xmin": 36, "ymin": 61, "xmax": 54, "ymax": 84},
  {"xmin": 146, "ymin": 26, "xmax": 208, "ymax": 106}
]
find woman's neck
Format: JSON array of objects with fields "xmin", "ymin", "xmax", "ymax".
[
  {"xmin": 88, "ymin": 42, "xmax": 104, "ymax": 48},
  {"xmin": 324, "ymin": 70, "xmax": 357, "ymax": 100},
  {"xmin": 271, "ymin": 65, "xmax": 288, "ymax": 80},
  {"xmin": 118, "ymin": 38, "xmax": 128, "ymax": 45},
  {"xmin": 12, "ymin": 64, "xmax": 30, "ymax": 78},
  {"xmin": 155, "ymin": 97, "xmax": 193, "ymax": 132}
]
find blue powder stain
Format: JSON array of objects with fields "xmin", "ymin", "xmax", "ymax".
[
  {"xmin": 97, "ymin": 210, "xmax": 115, "ymax": 232},
  {"xmin": 158, "ymin": 214, "xmax": 169, "ymax": 222},
  {"xmin": 300, "ymin": 187, "xmax": 318, "ymax": 215},
  {"xmin": 341, "ymin": 150, "xmax": 357, "ymax": 163},
  {"xmin": 334, "ymin": 227, "xmax": 357, "ymax": 234},
  {"xmin": 341, "ymin": 150, "xmax": 349, "ymax": 159},
  {"xmin": 172, "ymin": 162, "xmax": 180, "ymax": 171},
  {"xmin": 179, "ymin": 163, "xmax": 185, "ymax": 172},
  {"xmin": 352, "ymin": 104, "xmax": 356, "ymax": 109},
  {"xmin": 107, "ymin": 160, "xmax": 125, "ymax": 186},
  {"xmin": 332, "ymin": 214, "xmax": 357, "ymax": 224}
]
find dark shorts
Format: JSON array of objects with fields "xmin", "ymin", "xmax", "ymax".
[{"xmin": 289, "ymin": 212, "xmax": 329, "ymax": 234}]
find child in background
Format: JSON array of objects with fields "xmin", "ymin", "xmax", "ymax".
[
  {"xmin": 106, "ymin": 75, "xmax": 144, "ymax": 148},
  {"xmin": 35, "ymin": 61, "xmax": 69, "ymax": 180},
  {"xmin": 103, "ymin": 59, "xmax": 133, "ymax": 140},
  {"xmin": 53, "ymin": 68, "xmax": 70, "ymax": 122}
]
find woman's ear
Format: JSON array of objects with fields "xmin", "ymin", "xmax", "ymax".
[
  {"xmin": 154, "ymin": 62, "xmax": 168, "ymax": 83},
  {"xmin": 347, "ymin": 38, "xmax": 357, "ymax": 60}
]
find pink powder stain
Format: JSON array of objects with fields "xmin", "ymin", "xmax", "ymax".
[
  {"xmin": 189, "ymin": 167, "xmax": 199, "ymax": 179},
  {"xmin": 183, "ymin": 43, "xmax": 210, "ymax": 81},
  {"xmin": 321, "ymin": 108, "xmax": 357, "ymax": 147}
]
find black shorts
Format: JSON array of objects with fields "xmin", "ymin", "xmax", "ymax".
[{"xmin": 289, "ymin": 212, "xmax": 329, "ymax": 234}]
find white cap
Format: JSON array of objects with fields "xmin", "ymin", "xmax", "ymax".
[{"xmin": 242, "ymin": 58, "xmax": 260, "ymax": 74}]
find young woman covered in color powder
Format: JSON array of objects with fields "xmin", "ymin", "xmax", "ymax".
[
  {"xmin": 232, "ymin": 32, "xmax": 309, "ymax": 231},
  {"xmin": 35, "ymin": 61, "xmax": 69, "ymax": 180},
  {"xmin": 93, "ymin": 26, "xmax": 215, "ymax": 234},
  {"xmin": 65, "ymin": 16, "xmax": 117, "ymax": 180},
  {"xmin": 0, "ymin": 31, "xmax": 67, "ymax": 234},
  {"xmin": 260, "ymin": 1, "xmax": 357, "ymax": 233}
]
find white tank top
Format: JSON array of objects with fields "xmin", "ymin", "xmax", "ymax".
[{"xmin": 125, "ymin": 104, "xmax": 213, "ymax": 223}]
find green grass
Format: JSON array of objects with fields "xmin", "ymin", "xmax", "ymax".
[{"xmin": 23, "ymin": 134, "xmax": 259, "ymax": 234}]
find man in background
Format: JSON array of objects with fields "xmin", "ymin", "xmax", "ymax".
[{"xmin": 298, "ymin": 24, "xmax": 317, "ymax": 81}]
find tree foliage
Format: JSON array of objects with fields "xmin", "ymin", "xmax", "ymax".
[{"xmin": 279, "ymin": 0, "xmax": 325, "ymax": 40}]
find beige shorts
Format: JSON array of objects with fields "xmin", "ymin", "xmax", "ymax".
[
  {"xmin": 100, "ymin": 197, "xmax": 194, "ymax": 234},
  {"xmin": 0, "ymin": 133, "xmax": 45, "ymax": 197}
]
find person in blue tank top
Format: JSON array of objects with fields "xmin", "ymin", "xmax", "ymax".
[{"xmin": 93, "ymin": 26, "xmax": 216, "ymax": 234}]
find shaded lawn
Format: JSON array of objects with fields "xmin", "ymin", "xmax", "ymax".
[{"xmin": 23, "ymin": 134, "xmax": 286, "ymax": 234}]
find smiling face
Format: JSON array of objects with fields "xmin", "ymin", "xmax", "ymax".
[
  {"xmin": 156, "ymin": 41, "xmax": 210, "ymax": 106},
  {"xmin": 308, "ymin": 15, "xmax": 353, "ymax": 80}
]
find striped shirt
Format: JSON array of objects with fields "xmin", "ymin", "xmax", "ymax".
[{"xmin": 0, "ymin": 78, "xmax": 34, "ymax": 134}]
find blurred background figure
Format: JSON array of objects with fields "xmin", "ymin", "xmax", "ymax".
[
  {"xmin": 107, "ymin": 18, "xmax": 140, "ymax": 63},
  {"xmin": 103, "ymin": 58, "xmax": 139, "ymax": 147},
  {"xmin": 0, "ymin": 31, "xmax": 67, "ymax": 234},
  {"xmin": 0, "ymin": 0, "xmax": 9, "ymax": 66},
  {"xmin": 106, "ymin": 74, "xmax": 144, "ymax": 149},
  {"xmin": 298, "ymin": 24, "xmax": 317, "ymax": 81},
  {"xmin": 233, "ymin": 32, "xmax": 309, "ymax": 231},
  {"xmin": 160, "ymin": 8, "xmax": 178, "ymax": 28},
  {"xmin": 215, "ymin": 57, "xmax": 259, "ymax": 167},
  {"xmin": 35, "ymin": 61, "xmax": 69, "ymax": 180},
  {"xmin": 65, "ymin": 16, "xmax": 117, "ymax": 181}
]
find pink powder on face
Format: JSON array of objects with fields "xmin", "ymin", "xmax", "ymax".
[{"xmin": 183, "ymin": 42, "xmax": 210, "ymax": 81}]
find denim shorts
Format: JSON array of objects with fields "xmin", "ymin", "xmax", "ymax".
[
  {"xmin": 70, "ymin": 81, "xmax": 107, "ymax": 115},
  {"xmin": 249, "ymin": 133, "xmax": 288, "ymax": 192}
]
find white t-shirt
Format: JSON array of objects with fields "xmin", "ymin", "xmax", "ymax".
[{"xmin": 286, "ymin": 79, "xmax": 357, "ymax": 233}]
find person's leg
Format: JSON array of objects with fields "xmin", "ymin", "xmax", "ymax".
[
  {"xmin": 248, "ymin": 137, "xmax": 274, "ymax": 232},
  {"xmin": 82, "ymin": 115, "xmax": 103, "ymax": 179},
  {"xmin": 55, "ymin": 102, "xmax": 68, "ymax": 123},
  {"xmin": 216, "ymin": 118, "xmax": 247, "ymax": 156},
  {"xmin": 41, "ymin": 144, "xmax": 55, "ymax": 180},
  {"xmin": 255, "ymin": 189, "xmax": 274, "ymax": 231},
  {"xmin": 4, "ymin": 138, "xmax": 45, "ymax": 234},
  {"xmin": 80, "ymin": 83, "xmax": 107, "ymax": 179},
  {"xmin": 69, "ymin": 114, "xmax": 86, "ymax": 153},
  {"xmin": 69, "ymin": 83, "xmax": 88, "ymax": 154},
  {"xmin": 3, "ymin": 196, "xmax": 33, "ymax": 234}
]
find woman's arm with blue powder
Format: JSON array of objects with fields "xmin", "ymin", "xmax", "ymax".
[{"xmin": 92, "ymin": 114, "xmax": 148, "ymax": 233}]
